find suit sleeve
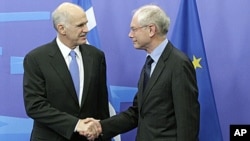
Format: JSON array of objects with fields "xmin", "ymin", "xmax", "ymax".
[{"xmin": 100, "ymin": 93, "xmax": 139, "ymax": 139}]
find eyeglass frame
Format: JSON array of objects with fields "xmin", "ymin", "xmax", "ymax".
[{"xmin": 130, "ymin": 25, "xmax": 149, "ymax": 33}]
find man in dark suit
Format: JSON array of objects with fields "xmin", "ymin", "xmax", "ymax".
[
  {"xmin": 85, "ymin": 4, "xmax": 200, "ymax": 141},
  {"xmin": 23, "ymin": 2, "xmax": 110, "ymax": 141}
]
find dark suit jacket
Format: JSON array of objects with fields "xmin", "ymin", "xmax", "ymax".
[
  {"xmin": 100, "ymin": 42, "xmax": 200, "ymax": 141},
  {"xmin": 23, "ymin": 39, "xmax": 110, "ymax": 141}
]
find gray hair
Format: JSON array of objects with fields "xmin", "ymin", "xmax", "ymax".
[
  {"xmin": 135, "ymin": 5, "xmax": 170, "ymax": 36},
  {"xmin": 51, "ymin": 9, "xmax": 69, "ymax": 31},
  {"xmin": 51, "ymin": 2, "xmax": 83, "ymax": 31}
]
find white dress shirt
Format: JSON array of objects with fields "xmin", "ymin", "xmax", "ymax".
[{"xmin": 56, "ymin": 37, "xmax": 84, "ymax": 106}]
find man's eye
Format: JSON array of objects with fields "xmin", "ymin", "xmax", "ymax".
[{"xmin": 78, "ymin": 23, "xmax": 87, "ymax": 27}]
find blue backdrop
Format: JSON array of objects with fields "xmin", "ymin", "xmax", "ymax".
[{"xmin": 1, "ymin": 0, "xmax": 250, "ymax": 141}]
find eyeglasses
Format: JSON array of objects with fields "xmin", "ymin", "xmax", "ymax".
[{"xmin": 130, "ymin": 25, "xmax": 148, "ymax": 33}]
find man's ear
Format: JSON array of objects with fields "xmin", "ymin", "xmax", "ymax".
[
  {"xmin": 57, "ymin": 24, "xmax": 66, "ymax": 35},
  {"xmin": 149, "ymin": 24, "xmax": 156, "ymax": 37}
]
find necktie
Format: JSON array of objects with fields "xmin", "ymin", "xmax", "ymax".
[
  {"xmin": 69, "ymin": 50, "xmax": 80, "ymax": 97},
  {"xmin": 143, "ymin": 55, "xmax": 154, "ymax": 91}
]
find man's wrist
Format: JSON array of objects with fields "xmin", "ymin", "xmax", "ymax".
[{"xmin": 74, "ymin": 119, "xmax": 80, "ymax": 132}]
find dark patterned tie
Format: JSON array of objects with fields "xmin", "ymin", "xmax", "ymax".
[
  {"xmin": 69, "ymin": 50, "xmax": 80, "ymax": 97},
  {"xmin": 143, "ymin": 55, "xmax": 154, "ymax": 91}
]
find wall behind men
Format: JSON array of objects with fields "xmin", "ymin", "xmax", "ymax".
[{"xmin": 0, "ymin": 0, "xmax": 250, "ymax": 141}]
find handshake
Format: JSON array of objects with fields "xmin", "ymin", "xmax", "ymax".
[{"xmin": 76, "ymin": 118, "xmax": 102, "ymax": 141}]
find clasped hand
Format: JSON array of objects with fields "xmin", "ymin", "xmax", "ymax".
[{"xmin": 76, "ymin": 118, "xmax": 102, "ymax": 141}]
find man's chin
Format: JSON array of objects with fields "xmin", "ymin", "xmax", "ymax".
[
  {"xmin": 134, "ymin": 45, "xmax": 143, "ymax": 50},
  {"xmin": 79, "ymin": 40, "xmax": 87, "ymax": 45}
]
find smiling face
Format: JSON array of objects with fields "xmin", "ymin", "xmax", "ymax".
[
  {"xmin": 63, "ymin": 11, "xmax": 89, "ymax": 47},
  {"xmin": 54, "ymin": 3, "xmax": 89, "ymax": 49}
]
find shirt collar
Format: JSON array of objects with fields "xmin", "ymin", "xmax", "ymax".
[
  {"xmin": 147, "ymin": 38, "xmax": 168, "ymax": 63},
  {"xmin": 56, "ymin": 37, "xmax": 80, "ymax": 58}
]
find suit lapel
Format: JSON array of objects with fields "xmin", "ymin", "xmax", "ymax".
[
  {"xmin": 49, "ymin": 40, "xmax": 79, "ymax": 104},
  {"xmin": 140, "ymin": 42, "xmax": 173, "ymax": 108},
  {"xmin": 79, "ymin": 45, "xmax": 93, "ymax": 107}
]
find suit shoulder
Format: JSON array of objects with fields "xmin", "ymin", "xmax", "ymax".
[
  {"xmin": 165, "ymin": 42, "xmax": 193, "ymax": 68},
  {"xmin": 81, "ymin": 44, "xmax": 105, "ymax": 56},
  {"xmin": 25, "ymin": 41, "xmax": 55, "ymax": 56},
  {"xmin": 169, "ymin": 44, "xmax": 190, "ymax": 62}
]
